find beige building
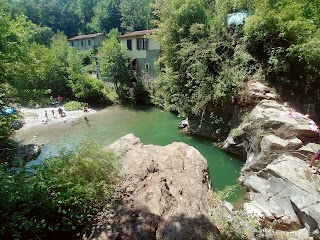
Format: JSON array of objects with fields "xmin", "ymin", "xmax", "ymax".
[
  {"xmin": 68, "ymin": 33, "xmax": 106, "ymax": 51},
  {"xmin": 119, "ymin": 29, "xmax": 160, "ymax": 77}
]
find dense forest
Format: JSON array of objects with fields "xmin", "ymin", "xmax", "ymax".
[{"xmin": 1, "ymin": 0, "xmax": 320, "ymax": 238}]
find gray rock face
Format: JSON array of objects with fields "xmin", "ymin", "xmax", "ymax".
[
  {"xmin": 243, "ymin": 82, "xmax": 280, "ymax": 102},
  {"xmin": 244, "ymin": 155, "xmax": 320, "ymax": 232},
  {"xmin": 12, "ymin": 144, "xmax": 42, "ymax": 167},
  {"xmin": 89, "ymin": 134, "xmax": 220, "ymax": 240},
  {"xmin": 223, "ymin": 96, "xmax": 320, "ymax": 237}
]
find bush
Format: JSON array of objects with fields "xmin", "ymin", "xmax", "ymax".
[
  {"xmin": 68, "ymin": 74, "xmax": 111, "ymax": 104},
  {"xmin": 104, "ymin": 83, "xmax": 119, "ymax": 102},
  {"xmin": 0, "ymin": 141, "xmax": 118, "ymax": 239},
  {"xmin": 63, "ymin": 101, "xmax": 87, "ymax": 111}
]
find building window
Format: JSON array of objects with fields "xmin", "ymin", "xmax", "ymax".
[
  {"xmin": 145, "ymin": 63, "xmax": 149, "ymax": 69},
  {"xmin": 71, "ymin": 42, "xmax": 74, "ymax": 46},
  {"xmin": 137, "ymin": 38, "xmax": 148, "ymax": 50},
  {"xmin": 81, "ymin": 41, "xmax": 84, "ymax": 46},
  {"xmin": 88, "ymin": 40, "xmax": 91, "ymax": 45},
  {"xmin": 127, "ymin": 39, "xmax": 132, "ymax": 50}
]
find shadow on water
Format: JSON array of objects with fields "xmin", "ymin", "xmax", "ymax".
[{"xmin": 119, "ymin": 103, "xmax": 155, "ymax": 113}]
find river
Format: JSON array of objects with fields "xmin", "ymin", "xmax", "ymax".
[{"xmin": 19, "ymin": 104, "xmax": 246, "ymax": 202}]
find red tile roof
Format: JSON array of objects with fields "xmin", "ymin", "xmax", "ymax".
[
  {"xmin": 68, "ymin": 33, "xmax": 104, "ymax": 41},
  {"xmin": 119, "ymin": 29, "xmax": 155, "ymax": 38}
]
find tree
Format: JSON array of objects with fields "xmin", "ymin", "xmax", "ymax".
[
  {"xmin": 120, "ymin": 0, "xmax": 154, "ymax": 32},
  {"xmin": 243, "ymin": 0, "xmax": 320, "ymax": 118},
  {"xmin": 67, "ymin": 49, "xmax": 109, "ymax": 103},
  {"xmin": 87, "ymin": 0, "xmax": 122, "ymax": 33},
  {"xmin": 0, "ymin": 4, "xmax": 33, "ymax": 159},
  {"xmin": 98, "ymin": 29, "xmax": 132, "ymax": 98}
]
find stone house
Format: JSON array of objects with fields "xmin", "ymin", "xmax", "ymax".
[
  {"xmin": 67, "ymin": 33, "xmax": 106, "ymax": 51},
  {"xmin": 119, "ymin": 29, "xmax": 161, "ymax": 78}
]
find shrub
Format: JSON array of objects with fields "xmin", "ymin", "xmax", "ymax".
[
  {"xmin": 0, "ymin": 141, "xmax": 118, "ymax": 239},
  {"xmin": 104, "ymin": 83, "xmax": 119, "ymax": 102},
  {"xmin": 63, "ymin": 101, "xmax": 86, "ymax": 111}
]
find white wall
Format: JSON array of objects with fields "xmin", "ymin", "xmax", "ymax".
[
  {"xmin": 69, "ymin": 35, "xmax": 105, "ymax": 51},
  {"xmin": 120, "ymin": 36, "xmax": 160, "ymax": 59}
]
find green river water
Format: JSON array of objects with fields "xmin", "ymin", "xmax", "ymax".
[{"xmin": 33, "ymin": 104, "xmax": 246, "ymax": 202}]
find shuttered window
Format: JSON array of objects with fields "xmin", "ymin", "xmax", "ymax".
[
  {"xmin": 137, "ymin": 38, "xmax": 148, "ymax": 50},
  {"xmin": 127, "ymin": 39, "xmax": 132, "ymax": 50}
]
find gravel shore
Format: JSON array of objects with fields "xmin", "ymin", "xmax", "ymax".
[
  {"xmin": 18, "ymin": 106, "xmax": 97, "ymax": 130},
  {"xmin": 14, "ymin": 106, "xmax": 98, "ymax": 145}
]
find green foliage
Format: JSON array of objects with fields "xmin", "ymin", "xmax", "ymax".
[
  {"xmin": 132, "ymin": 79, "xmax": 150, "ymax": 104},
  {"xmin": 151, "ymin": 0, "xmax": 253, "ymax": 119},
  {"xmin": 87, "ymin": 0, "xmax": 121, "ymax": 34},
  {"xmin": 215, "ymin": 185, "xmax": 237, "ymax": 202},
  {"xmin": 104, "ymin": 83, "xmax": 119, "ymax": 102},
  {"xmin": 0, "ymin": 141, "xmax": 118, "ymax": 239},
  {"xmin": 63, "ymin": 101, "xmax": 87, "ymax": 111},
  {"xmin": 17, "ymin": 0, "xmax": 122, "ymax": 37},
  {"xmin": 0, "ymin": 7, "xmax": 33, "ymax": 159},
  {"xmin": 98, "ymin": 29, "xmax": 133, "ymax": 100},
  {"xmin": 243, "ymin": 0, "xmax": 318, "ymax": 77},
  {"xmin": 120, "ymin": 0, "xmax": 154, "ymax": 32},
  {"xmin": 150, "ymin": 67, "xmax": 181, "ymax": 112},
  {"xmin": 243, "ymin": 0, "xmax": 320, "ymax": 118},
  {"xmin": 153, "ymin": 0, "xmax": 209, "ymax": 69},
  {"xmin": 70, "ymin": 75, "xmax": 110, "ymax": 103}
]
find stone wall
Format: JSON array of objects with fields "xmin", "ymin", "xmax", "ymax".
[{"xmin": 137, "ymin": 50, "xmax": 160, "ymax": 79}]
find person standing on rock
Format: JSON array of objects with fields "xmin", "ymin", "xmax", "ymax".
[
  {"xmin": 309, "ymin": 150, "xmax": 320, "ymax": 174},
  {"xmin": 52, "ymin": 109, "xmax": 55, "ymax": 118},
  {"xmin": 45, "ymin": 110, "xmax": 48, "ymax": 120}
]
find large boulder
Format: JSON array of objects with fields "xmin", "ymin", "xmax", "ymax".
[{"xmin": 87, "ymin": 134, "xmax": 221, "ymax": 240}]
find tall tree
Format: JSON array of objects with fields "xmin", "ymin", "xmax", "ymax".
[
  {"xmin": 87, "ymin": 0, "xmax": 122, "ymax": 33},
  {"xmin": 120, "ymin": 0, "xmax": 154, "ymax": 32},
  {"xmin": 17, "ymin": 0, "xmax": 91, "ymax": 37},
  {"xmin": 0, "ymin": 3, "xmax": 34, "ymax": 152},
  {"xmin": 98, "ymin": 29, "xmax": 132, "ymax": 96}
]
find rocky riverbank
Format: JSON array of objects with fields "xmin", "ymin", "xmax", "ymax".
[
  {"xmin": 222, "ymin": 98, "xmax": 320, "ymax": 238},
  {"xmin": 178, "ymin": 81, "xmax": 320, "ymax": 239}
]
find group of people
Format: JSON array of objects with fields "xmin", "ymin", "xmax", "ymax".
[{"xmin": 42, "ymin": 107, "xmax": 66, "ymax": 125}]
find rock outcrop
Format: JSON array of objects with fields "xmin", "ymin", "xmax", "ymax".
[
  {"xmin": 85, "ymin": 133, "xmax": 312, "ymax": 240},
  {"xmin": 87, "ymin": 134, "xmax": 221, "ymax": 240},
  {"xmin": 179, "ymin": 81, "xmax": 280, "ymax": 141},
  {"xmin": 11, "ymin": 143, "xmax": 42, "ymax": 167},
  {"xmin": 223, "ymin": 95, "xmax": 320, "ymax": 238}
]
